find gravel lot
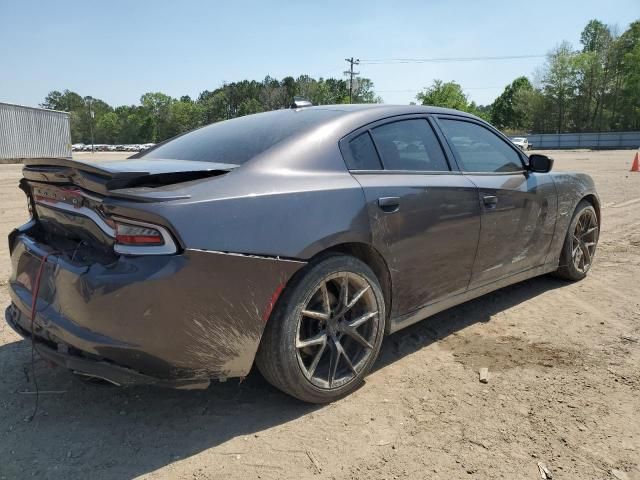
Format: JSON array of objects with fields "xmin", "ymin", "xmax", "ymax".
[{"xmin": 1, "ymin": 150, "xmax": 639, "ymax": 480}]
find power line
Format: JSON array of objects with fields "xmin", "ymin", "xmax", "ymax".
[
  {"xmin": 359, "ymin": 54, "xmax": 546, "ymax": 65},
  {"xmin": 344, "ymin": 57, "xmax": 360, "ymax": 103},
  {"xmin": 377, "ymin": 86, "xmax": 504, "ymax": 93}
]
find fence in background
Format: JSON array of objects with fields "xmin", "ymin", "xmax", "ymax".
[
  {"xmin": 528, "ymin": 131, "xmax": 640, "ymax": 150},
  {"xmin": 0, "ymin": 102, "xmax": 71, "ymax": 161}
]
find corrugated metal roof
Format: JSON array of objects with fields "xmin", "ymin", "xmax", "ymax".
[
  {"xmin": 0, "ymin": 102, "xmax": 72, "ymax": 159},
  {"xmin": 0, "ymin": 101, "xmax": 71, "ymax": 116}
]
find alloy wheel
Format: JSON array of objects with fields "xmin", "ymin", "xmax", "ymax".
[
  {"xmin": 571, "ymin": 209, "xmax": 598, "ymax": 274},
  {"xmin": 295, "ymin": 272, "xmax": 381, "ymax": 389}
]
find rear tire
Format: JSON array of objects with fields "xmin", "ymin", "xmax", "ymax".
[
  {"xmin": 554, "ymin": 201, "xmax": 599, "ymax": 281},
  {"xmin": 256, "ymin": 254, "xmax": 386, "ymax": 403}
]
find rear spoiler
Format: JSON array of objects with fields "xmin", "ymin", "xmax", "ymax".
[
  {"xmin": 21, "ymin": 157, "xmax": 237, "ymax": 201},
  {"xmin": 24, "ymin": 157, "xmax": 147, "ymax": 179}
]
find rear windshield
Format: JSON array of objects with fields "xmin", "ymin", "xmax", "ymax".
[{"xmin": 142, "ymin": 109, "xmax": 344, "ymax": 165}]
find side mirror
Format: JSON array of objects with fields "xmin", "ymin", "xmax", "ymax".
[{"xmin": 528, "ymin": 154, "xmax": 554, "ymax": 173}]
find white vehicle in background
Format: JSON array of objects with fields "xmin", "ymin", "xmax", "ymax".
[
  {"xmin": 510, "ymin": 136, "xmax": 531, "ymax": 150},
  {"xmin": 71, "ymin": 143, "xmax": 85, "ymax": 151},
  {"xmin": 139, "ymin": 143, "xmax": 155, "ymax": 151}
]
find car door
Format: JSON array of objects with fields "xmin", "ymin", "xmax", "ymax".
[
  {"xmin": 340, "ymin": 116, "xmax": 481, "ymax": 319},
  {"xmin": 434, "ymin": 116, "xmax": 557, "ymax": 288}
]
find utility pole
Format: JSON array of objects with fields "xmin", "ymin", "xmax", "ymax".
[
  {"xmin": 344, "ymin": 57, "xmax": 360, "ymax": 103},
  {"xmin": 85, "ymin": 96, "xmax": 95, "ymax": 153}
]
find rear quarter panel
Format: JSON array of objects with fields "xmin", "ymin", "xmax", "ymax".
[{"xmin": 102, "ymin": 141, "xmax": 372, "ymax": 260}]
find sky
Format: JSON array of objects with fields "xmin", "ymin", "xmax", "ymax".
[{"xmin": 1, "ymin": 0, "xmax": 638, "ymax": 108}]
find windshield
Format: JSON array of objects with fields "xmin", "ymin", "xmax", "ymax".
[
  {"xmin": 142, "ymin": 108, "xmax": 344, "ymax": 165},
  {"xmin": 511, "ymin": 137, "xmax": 526, "ymax": 142}
]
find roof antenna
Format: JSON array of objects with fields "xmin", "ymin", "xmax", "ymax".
[{"xmin": 290, "ymin": 96, "xmax": 313, "ymax": 109}]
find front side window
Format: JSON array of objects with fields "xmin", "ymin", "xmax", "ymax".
[
  {"xmin": 370, "ymin": 119, "xmax": 449, "ymax": 171},
  {"xmin": 439, "ymin": 119, "xmax": 523, "ymax": 173}
]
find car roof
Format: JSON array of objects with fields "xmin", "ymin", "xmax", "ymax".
[
  {"xmin": 280, "ymin": 104, "xmax": 484, "ymax": 141},
  {"xmin": 307, "ymin": 103, "xmax": 480, "ymax": 118}
]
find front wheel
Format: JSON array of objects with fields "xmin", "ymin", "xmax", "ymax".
[
  {"xmin": 256, "ymin": 255, "xmax": 386, "ymax": 403},
  {"xmin": 554, "ymin": 201, "xmax": 599, "ymax": 281}
]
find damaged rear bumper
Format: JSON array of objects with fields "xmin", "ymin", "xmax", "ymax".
[
  {"xmin": 6, "ymin": 304, "xmax": 210, "ymax": 389},
  {"xmin": 6, "ymin": 230, "xmax": 305, "ymax": 387}
]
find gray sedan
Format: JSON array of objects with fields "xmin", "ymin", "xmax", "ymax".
[{"xmin": 5, "ymin": 104, "xmax": 600, "ymax": 402}]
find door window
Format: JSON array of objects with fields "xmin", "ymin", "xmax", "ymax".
[
  {"xmin": 439, "ymin": 119, "xmax": 523, "ymax": 173},
  {"xmin": 346, "ymin": 132, "xmax": 383, "ymax": 170},
  {"xmin": 370, "ymin": 119, "xmax": 449, "ymax": 171}
]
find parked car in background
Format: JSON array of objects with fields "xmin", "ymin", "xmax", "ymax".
[
  {"xmin": 510, "ymin": 136, "xmax": 531, "ymax": 150},
  {"xmin": 5, "ymin": 105, "xmax": 600, "ymax": 403},
  {"xmin": 71, "ymin": 143, "xmax": 85, "ymax": 151}
]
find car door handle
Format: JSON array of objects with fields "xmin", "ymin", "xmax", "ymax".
[
  {"xmin": 377, "ymin": 196, "xmax": 400, "ymax": 213},
  {"xmin": 482, "ymin": 195, "xmax": 498, "ymax": 208}
]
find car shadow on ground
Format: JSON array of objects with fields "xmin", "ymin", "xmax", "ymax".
[
  {"xmin": 375, "ymin": 274, "xmax": 567, "ymax": 371},
  {"xmin": 0, "ymin": 274, "xmax": 566, "ymax": 479}
]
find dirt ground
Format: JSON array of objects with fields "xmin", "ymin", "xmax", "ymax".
[{"xmin": 0, "ymin": 150, "xmax": 639, "ymax": 480}]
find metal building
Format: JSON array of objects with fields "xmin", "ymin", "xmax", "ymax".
[{"xmin": 0, "ymin": 102, "xmax": 72, "ymax": 161}]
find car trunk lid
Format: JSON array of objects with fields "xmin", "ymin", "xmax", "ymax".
[{"xmin": 20, "ymin": 157, "xmax": 235, "ymax": 262}]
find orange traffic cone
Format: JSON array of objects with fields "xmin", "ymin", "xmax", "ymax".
[{"xmin": 632, "ymin": 152, "xmax": 640, "ymax": 172}]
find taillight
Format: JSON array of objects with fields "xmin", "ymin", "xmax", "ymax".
[
  {"xmin": 115, "ymin": 222, "xmax": 164, "ymax": 246},
  {"xmin": 112, "ymin": 218, "xmax": 177, "ymax": 255}
]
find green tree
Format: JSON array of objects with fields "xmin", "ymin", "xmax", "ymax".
[
  {"xmin": 237, "ymin": 98, "xmax": 263, "ymax": 116},
  {"xmin": 615, "ymin": 20, "xmax": 640, "ymax": 129},
  {"xmin": 42, "ymin": 73, "xmax": 383, "ymax": 144},
  {"xmin": 281, "ymin": 76, "xmax": 297, "ymax": 106},
  {"xmin": 140, "ymin": 92, "xmax": 174, "ymax": 142},
  {"xmin": 95, "ymin": 111, "xmax": 120, "ymax": 143},
  {"xmin": 165, "ymin": 100, "xmax": 205, "ymax": 138},
  {"xmin": 416, "ymin": 80, "xmax": 469, "ymax": 110},
  {"xmin": 503, "ymin": 19, "xmax": 639, "ymax": 134},
  {"xmin": 352, "ymin": 78, "xmax": 382, "ymax": 103},
  {"xmin": 581, "ymin": 19, "xmax": 612, "ymax": 53},
  {"xmin": 540, "ymin": 42, "xmax": 580, "ymax": 132},
  {"xmin": 471, "ymin": 103, "xmax": 492, "ymax": 122},
  {"xmin": 197, "ymin": 89, "xmax": 231, "ymax": 122},
  {"xmin": 314, "ymin": 78, "xmax": 349, "ymax": 104},
  {"xmin": 113, "ymin": 106, "xmax": 138, "ymax": 143},
  {"xmin": 416, "ymin": 80, "xmax": 490, "ymax": 119},
  {"xmin": 490, "ymin": 77, "xmax": 534, "ymax": 130},
  {"xmin": 576, "ymin": 20, "xmax": 616, "ymax": 131},
  {"xmin": 40, "ymin": 90, "xmax": 108, "ymax": 142},
  {"xmin": 40, "ymin": 89, "xmax": 85, "ymax": 112},
  {"xmin": 467, "ymin": 102, "xmax": 491, "ymax": 121},
  {"xmin": 80, "ymin": 97, "xmax": 112, "ymax": 144}
]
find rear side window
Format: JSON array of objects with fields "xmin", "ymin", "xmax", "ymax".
[
  {"xmin": 370, "ymin": 119, "xmax": 449, "ymax": 171},
  {"xmin": 346, "ymin": 132, "xmax": 382, "ymax": 170},
  {"xmin": 439, "ymin": 119, "xmax": 523, "ymax": 173}
]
